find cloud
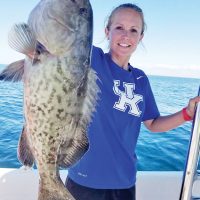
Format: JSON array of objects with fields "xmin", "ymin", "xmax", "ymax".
[{"xmin": 137, "ymin": 64, "xmax": 200, "ymax": 79}]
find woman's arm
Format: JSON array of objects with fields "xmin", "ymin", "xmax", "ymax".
[{"xmin": 144, "ymin": 96, "xmax": 200, "ymax": 133}]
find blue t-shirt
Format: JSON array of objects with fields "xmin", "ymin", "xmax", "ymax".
[{"xmin": 68, "ymin": 46, "xmax": 160, "ymax": 189}]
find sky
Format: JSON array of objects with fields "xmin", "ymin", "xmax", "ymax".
[{"xmin": 0, "ymin": 0, "xmax": 200, "ymax": 78}]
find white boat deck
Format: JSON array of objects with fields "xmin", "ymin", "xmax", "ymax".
[{"xmin": 0, "ymin": 168, "xmax": 199, "ymax": 200}]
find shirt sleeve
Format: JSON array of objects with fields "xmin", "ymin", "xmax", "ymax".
[
  {"xmin": 142, "ymin": 76, "xmax": 160, "ymax": 121},
  {"xmin": 91, "ymin": 45, "xmax": 104, "ymax": 71}
]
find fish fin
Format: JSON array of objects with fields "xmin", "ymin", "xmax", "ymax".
[
  {"xmin": 17, "ymin": 126, "xmax": 34, "ymax": 167},
  {"xmin": 81, "ymin": 68, "xmax": 100, "ymax": 126},
  {"xmin": 38, "ymin": 177, "xmax": 75, "ymax": 200},
  {"xmin": 58, "ymin": 128, "xmax": 89, "ymax": 168},
  {"xmin": 0, "ymin": 59, "xmax": 24, "ymax": 82},
  {"xmin": 8, "ymin": 23, "xmax": 36, "ymax": 56}
]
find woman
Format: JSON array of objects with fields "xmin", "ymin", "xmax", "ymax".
[{"xmin": 66, "ymin": 3, "xmax": 200, "ymax": 200}]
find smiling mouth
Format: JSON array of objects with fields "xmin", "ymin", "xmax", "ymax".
[{"xmin": 118, "ymin": 43, "xmax": 131, "ymax": 48}]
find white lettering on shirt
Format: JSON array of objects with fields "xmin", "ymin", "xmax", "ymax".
[{"xmin": 113, "ymin": 80, "xmax": 143, "ymax": 116}]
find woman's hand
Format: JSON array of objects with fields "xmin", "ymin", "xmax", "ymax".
[{"xmin": 185, "ymin": 96, "xmax": 200, "ymax": 119}]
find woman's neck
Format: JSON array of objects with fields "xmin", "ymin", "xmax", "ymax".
[{"xmin": 109, "ymin": 52, "xmax": 130, "ymax": 71}]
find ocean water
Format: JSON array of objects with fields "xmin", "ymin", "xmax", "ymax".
[{"xmin": 0, "ymin": 64, "xmax": 199, "ymax": 171}]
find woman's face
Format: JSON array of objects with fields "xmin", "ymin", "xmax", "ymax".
[{"xmin": 105, "ymin": 8, "xmax": 144, "ymax": 61}]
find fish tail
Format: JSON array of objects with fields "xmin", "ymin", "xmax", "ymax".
[
  {"xmin": 8, "ymin": 23, "xmax": 37, "ymax": 56},
  {"xmin": 38, "ymin": 177, "xmax": 75, "ymax": 200}
]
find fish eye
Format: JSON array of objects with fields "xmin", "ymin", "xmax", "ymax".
[{"xmin": 79, "ymin": 8, "xmax": 87, "ymax": 15}]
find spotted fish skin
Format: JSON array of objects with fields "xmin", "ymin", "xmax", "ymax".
[{"xmin": 0, "ymin": 0, "xmax": 98, "ymax": 200}]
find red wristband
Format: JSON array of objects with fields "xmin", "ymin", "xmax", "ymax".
[{"xmin": 182, "ymin": 107, "xmax": 192, "ymax": 121}]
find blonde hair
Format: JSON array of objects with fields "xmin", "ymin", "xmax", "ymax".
[{"xmin": 106, "ymin": 3, "xmax": 146, "ymax": 35}]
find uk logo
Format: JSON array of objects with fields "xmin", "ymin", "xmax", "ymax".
[{"xmin": 113, "ymin": 80, "xmax": 143, "ymax": 116}]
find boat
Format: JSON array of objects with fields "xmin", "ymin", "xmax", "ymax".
[
  {"xmin": 179, "ymin": 87, "xmax": 200, "ymax": 199},
  {"xmin": 0, "ymin": 168, "xmax": 200, "ymax": 200}
]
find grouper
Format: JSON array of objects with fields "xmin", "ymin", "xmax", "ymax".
[{"xmin": 0, "ymin": 0, "xmax": 99, "ymax": 199}]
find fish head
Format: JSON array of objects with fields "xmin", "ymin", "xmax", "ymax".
[{"xmin": 28, "ymin": 0, "xmax": 93, "ymax": 56}]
